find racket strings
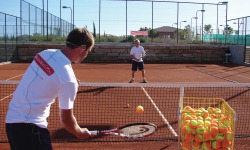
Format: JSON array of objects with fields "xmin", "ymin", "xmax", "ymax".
[{"xmin": 120, "ymin": 125, "xmax": 155, "ymax": 137}]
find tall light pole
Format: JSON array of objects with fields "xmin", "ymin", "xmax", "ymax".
[
  {"xmin": 196, "ymin": 9, "xmax": 205, "ymax": 38},
  {"xmin": 73, "ymin": 0, "xmax": 74, "ymax": 29},
  {"xmin": 191, "ymin": 17, "xmax": 197, "ymax": 39},
  {"xmin": 62, "ymin": 6, "xmax": 73, "ymax": 30},
  {"xmin": 224, "ymin": 1, "xmax": 228, "ymax": 44},
  {"xmin": 217, "ymin": 1, "xmax": 228, "ymax": 42},
  {"xmin": 60, "ymin": 0, "xmax": 61, "ymax": 36}
]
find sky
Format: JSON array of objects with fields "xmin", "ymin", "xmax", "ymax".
[{"xmin": 0, "ymin": 0, "xmax": 249, "ymax": 36}]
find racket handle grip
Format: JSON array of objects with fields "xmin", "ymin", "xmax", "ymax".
[{"xmin": 89, "ymin": 130, "xmax": 98, "ymax": 136}]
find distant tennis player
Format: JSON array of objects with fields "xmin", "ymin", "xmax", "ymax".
[
  {"xmin": 129, "ymin": 39, "xmax": 147, "ymax": 83},
  {"xmin": 5, "ymin": 28, "xmax": 94, "ymax": 150}
]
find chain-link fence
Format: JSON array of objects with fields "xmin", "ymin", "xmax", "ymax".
[
  {"xmin": 21, "ymin": 0, "xmax": 73, "ymax": 41},
  {"xmin": 0, "ymin": 12, "xmax": 21, "ymax": 62},
  {"xmin": 227, "ymin": 16, "xmax": 250, "ymax": 46},
  {"xmin": 1, "ymin": 0, "xmax": 250, "ymax": 63},
  {"xmin": 0, "ymin": 1, "xmax": 73, "ymax": 62},
  {"xmin": 203, "ymin": 16, "xmax": 250, "ymax": 46}
]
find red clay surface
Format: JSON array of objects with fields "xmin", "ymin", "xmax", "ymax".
[
  {"xmin": 1, "ymin": 63, "xmax": 250, "ymax": 83},
  {"xmin": 1, "ymin": 63, "xmax": 250, "ymax": 150}
]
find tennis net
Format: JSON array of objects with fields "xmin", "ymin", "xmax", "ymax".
[{"xmin": 0, "ymin": 81, "xmax": 250, "ymax": 148}]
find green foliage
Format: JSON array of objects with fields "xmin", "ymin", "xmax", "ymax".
[
  {"xmin": 126, "ymin": 35, "xmax": 135, "ymax": 42},
  {"xmin": 138, "ymin": 37, "xmax": 146, "ymax": 43},
  {"xmin": 148, "ymin": 29, "xmax": 158, "ymax": 38},
  {"xmin": 204, "ymin": 24, "xmax": 212, "ymax": 33},
  {"xmin": 139, "ymin": 27, "xmax": 151, "ymax": 31}
]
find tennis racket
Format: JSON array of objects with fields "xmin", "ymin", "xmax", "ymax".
[
  {"xmin": 140, "ymin": 49, "xmax": 148, "ymax": 58},
  {"xmin": 90, "ymin": 122, "xmax": 156, "ymax": 138}
]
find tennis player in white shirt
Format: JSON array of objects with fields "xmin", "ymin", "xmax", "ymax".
[
  {"xmin": 5, "ymin": 28, "xmax": 94, "ymax": 150},
  {"xmin": 129, "ymin": 39, "xmax": 147, "ymax": 83}
]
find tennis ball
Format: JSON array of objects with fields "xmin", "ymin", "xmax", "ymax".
[
  {"xmin": 191, "ymin": 141, "xmax": 200, "ymax": 150},
  {"xmin": 194, "ymin": 134, "xmax": 203, "ymax": 142},
  {"xmin": 184, "ymin": 115, "xmax": 193, "ymax": 121},
  {"xmin": 210, "ymin": 126, "xmax": 219, "ymax": 137},
  {"xmin": 224, "ymin": 131, "xmax": 233, "ymax": 141},
  {"xmin": 181, "ymin": 112, "xmax": 188, "ymax": 119},
  {"xmin": 195, "ymin": 109, "xmax": 202, "ymax": 116},
  {"xmin": 202, "ymin": 110, "xmax": 209, "ymax": 118},
  {"xmin": 181, "ymin": 141, "xmax": 191, "ymax": 150},
  {"xmin": 197, "ymin": 116, "xmax": 203, "ymax": 120},
  {"xmin": 207, "ymin": 107, "xmax": 215, "ymax": 113},
  {"xmin": 218, "ymin": 122, "xmax": 227, "ymax": 134},
  {"xmin": 182, "ymin": 125, "xmax": 192, "ymax": 135},
  {"xmin": 222, "ymin": 117, "xmax": 231, "ymax": 126},
  {"xmin": 202, "ymin": 141, "xmax": 211, "ymax": 150},
  {"xmin": 191, "ymin": 128, "xmax": 196, "ymax": 135},
  {"xmin": 199, "ymin": 107, "xmax": 206, "ymax": 112},
  {"xmin": 182, "ymin": 119, "xmax": 191, "ymax": 126},
  {"xmin": 191, "ymin": 115, "xmax": 197, "ymax": 120},
  {"xmin": 196, "ymin": 125, "xmax": 205, "ymax": 134},
  {"xmin": 203, "ymin": 130, "xmax": 211, "ymax": 141},
  {"xmin": 210, "ymin": 114, "xmax": 218, "ymax": 119},
  {"xmin": 189, "ymin": 120, "xmax": 198, "ymax": 129},
  {"xmin": 211, "ymin": 140, "xmax": 221, "ymax": 149},
  {"xmin": 215, "ymin": 108, "xmax": 222, "ymax": 114},
  {"xmin": 197, "ymin": 120, "xmax": 204, "ymax": 126},
  {"xmin": 211, "ymin": 120, "xmax": 218, "ymax": 126},
  {"xmin": 204, "ymin": 120, "xmax": 211, "ymax": 127},
  {"xmin": 136, "ymin": 105, "xmax": 144, "ymax": 114},
  {"xmin": 205, "ymin": 116, "xmax": 212, "ymax": 122},
  {"xmin": 183, "ymin": 106, "xmax": 194, "ymax": 112},
  {"xmin": 221, "ymin": 140, "xmax": 232, "ymax": 148},
  {"xmin": 182, "ymin": 133, "xmax": 194, "ymax": 142},
  {"xmin": 215, "ymin": 133, "xmax": 224, "ymax": 142}
]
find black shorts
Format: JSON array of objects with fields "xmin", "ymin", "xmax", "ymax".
[
  {"xmin": 132, "ymin": 60, "xmax": 145, "ymax": 71},
  {"xmin": 6, "ymin": 123, "xmax": 53, "ymax": 150}
]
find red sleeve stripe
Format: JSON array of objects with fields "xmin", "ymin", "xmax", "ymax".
[{"xmin": 34, "ymin": 54, "xmax": 55, "ymax": 76}]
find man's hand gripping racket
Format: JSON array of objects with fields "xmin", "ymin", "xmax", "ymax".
[
  {"xmin": 90, "ymin": 123, "xmax": 156, "ymax": 138},
  {"xmin": 140, "ymin": 49, "xmax": 148, "ymax": 58},
  {"xmin": 133, "ymin": 49, "xmax": 148, "ymax": 62}
]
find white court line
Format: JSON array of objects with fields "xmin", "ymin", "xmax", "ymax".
[
  {"xmin": 217, "ymin": 70, "xmax": 250, "ymax": 80},
  {"xmin": 1, "ymin": 74, "xmax": 23, "ymax": 101},
  {"xmin": 5, "ymin": 74, "xmax": 23, "ymax": 81},
  {"xmin": 141, "ymin": 87, "xmax": 178, "ymax": 137},
  {"xmin": 0, "ymin": 94, "xmax": 13, "ymax": 102}
]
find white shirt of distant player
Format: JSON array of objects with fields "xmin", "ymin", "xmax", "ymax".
[
  {"xmin": 5, "ymin": 49, "xmax": 78, "ymax": 128},
  {"xmin": 130, "ymin": 46, "xmax": 145, "ymax": 62}
]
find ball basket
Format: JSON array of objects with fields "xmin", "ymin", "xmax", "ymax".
[{"xmin": 178, "ymin": 97, "xmax": 236, "ymax": 150}]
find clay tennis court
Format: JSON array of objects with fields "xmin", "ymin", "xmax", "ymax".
[
  {"xmin": 2, "ymin": 63, "xmax": 250, "ymax": 83},
  {"xmin": 1, "ymin": 63, "xmax": 250, "ymax": 150}
]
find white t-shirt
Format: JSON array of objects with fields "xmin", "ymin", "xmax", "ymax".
[
  {"xmin": 5, "ymin": 49, "xmax": 78, "ymax": 128},
  {"xmin": 130, "ymin": 46, "xmax": 145, "ymax": 62}
]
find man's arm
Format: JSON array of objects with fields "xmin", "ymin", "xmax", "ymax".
[{"xmin": 60, "ymin": 109, "xmax": 91, "ymax": 140}]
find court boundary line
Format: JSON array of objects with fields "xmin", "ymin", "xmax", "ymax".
[
  {"xmin": 0, "ymin": 94, "xmax": 13, "ymax": 102},
  {"xmin": 140, "ymin": 87, "xmax": 178, "ymax": 137},
  {"xmin": 216, "ymin": 69, "xmax": 250, "ymax": 80},
  {"xmin": 0, "ymin": 74, "xmax": 23, "ymax": 102},
  {"xmin": 5, "ymin": 74, "xmax": 23, "ymax": 81},
  {"xmin": 188, "ymin": 66, "xmax": 250, "ymax": 83}
]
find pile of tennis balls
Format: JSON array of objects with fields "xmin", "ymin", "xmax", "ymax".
[{"xmin": 181, "ymin": 106, "xmax": 233, "ymax": 150}]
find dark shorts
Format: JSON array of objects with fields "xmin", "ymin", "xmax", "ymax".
[
  {"xmin": 6, "ymin": 123, "xmax": 53, "ymax": 150},
  {"xmin": 132, "ymin": 60, "xmax": 145, "ymax": 71}
]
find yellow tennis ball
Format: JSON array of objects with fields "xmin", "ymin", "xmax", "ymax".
[{"xmin": 136, "ymin": 105, "xmax": 144, "ymax": 114}]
